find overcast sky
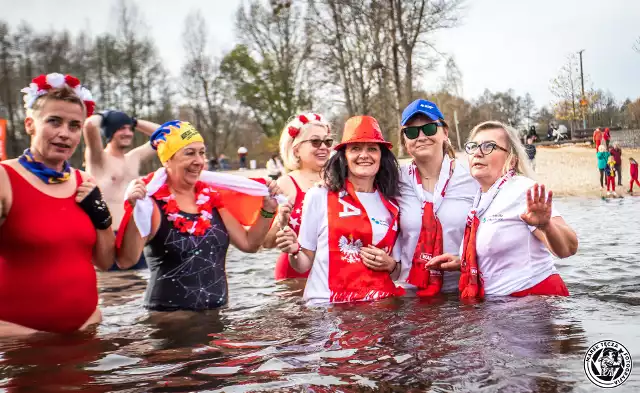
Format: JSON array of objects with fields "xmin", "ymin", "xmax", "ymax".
[{"xmin": 3, "ymin": 0, "xmax": 640, "ymax": 110}]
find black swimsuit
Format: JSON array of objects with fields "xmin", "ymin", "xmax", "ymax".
[{"xmin": 143, "ymin": 199, "xmax": 230, "ymax": 311}]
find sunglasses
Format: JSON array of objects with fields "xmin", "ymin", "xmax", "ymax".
[
  {"xmin": 302, "ymin": 138, "xmax": 333, "ymax": 148},
  {"xmin": 464, "ymin": 141, "xmax": 509, "ymax": 156},
  {"xmin": 402, "ymin": 122, "xmax": 445, "ymax": 140}
]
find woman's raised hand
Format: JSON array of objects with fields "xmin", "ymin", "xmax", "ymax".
[
  {"xmin": 125, "ymin": 179, "xmax": 147, "ymax": 207},
  {"xmin": 520, "ymin": 183, "xmax": 553, "ymax": 229}
]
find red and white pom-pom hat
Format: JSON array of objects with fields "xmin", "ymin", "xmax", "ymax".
[
  {"xmin": 287, "ymin": 113, "xmax": 327, "ymax": 139},
  {"xmin": 20, "ymin": 73, "xmax": 95, "ymax": 116}
]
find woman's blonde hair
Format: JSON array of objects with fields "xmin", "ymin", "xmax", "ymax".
[
  {"xmin": 467, "ymin": 120, "xmax": 535, "ymax": 179},
  {"xmin": 598, "ymin": 145, "xmax": 606, "ymax": 152},
  {"xmin": 279, "ymin": 113, "xmax": 331, "ymax": 171}
]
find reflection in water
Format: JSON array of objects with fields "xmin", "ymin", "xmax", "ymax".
[{"xmin": 0, "ymin": 197, "xmax": 639, "ymax": 392}]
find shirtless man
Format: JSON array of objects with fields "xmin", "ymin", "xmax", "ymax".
[{"xmin": 83, "ymin": 110, "xmax": 159, "ymax": 269}]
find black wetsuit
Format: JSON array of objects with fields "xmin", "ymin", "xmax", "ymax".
[{"xmin": 143, "ymin": 200, "xmax": 230, "ymax": 311}]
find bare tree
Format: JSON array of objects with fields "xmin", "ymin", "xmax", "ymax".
[
  {"xmin": 221, "ymin": 0, "xmax": 313, "ymax": 137},
  {"xmin": 522, "ymin": 93, "xmax": 535, "ymax": 128},
  {"xmin": 388, "ymin": 0, "xmax": 464, "ymax": 155},
  {"xmin": 550, "ymin": 54, "xmax": 583, "ymax": 131},
  {"xmin": 439, "ymin": 56, "xmax": 463, "ymax": 97},
  {"xmin": 181, "ymin": 11, "xmax": 227, "ymax": 157}
]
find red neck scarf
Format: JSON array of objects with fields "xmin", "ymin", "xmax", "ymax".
[
  {"xmin": 406, "ymin": 159, "xmax": 455, "ymax": 296},
  {"xmin": 326, "ymin": 180, "xmax": 404, "ymax": 303},
  {"xmin": 459, "ymin": 169, "xmax": 515, "ymax": 299}
]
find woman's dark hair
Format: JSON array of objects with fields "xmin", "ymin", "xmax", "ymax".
[{"xmin": 322, "ymin": 144, "xmax": 400, "ymax": 199}]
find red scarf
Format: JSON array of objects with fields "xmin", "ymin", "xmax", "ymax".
[
  {"xmin": 459, "ymin": 170, "xmax": 515, "ymax": 299},
  {"xmin": 406, "ymin": 160, "xmax": 455, "ymax": 296},
  {"xmin": 326, "ymin": 180, "xmax": 404, "ymax": 303}
]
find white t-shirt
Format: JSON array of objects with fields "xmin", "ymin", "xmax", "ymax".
[
  {"xmin": 395, "ymin": 156, "xmax": 479, "ymax": 292},
  {"xmin": 471, "ymin": 176, "xmax": 561, "ymax": 295},
  {"xmin": 298, "ymin": 186, "xmax": 394, "ymax": 305}
]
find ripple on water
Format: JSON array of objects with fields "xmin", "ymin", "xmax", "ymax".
[{"xmin": 0, "ymin": 197, "xmax": 639, "ymax": 392}]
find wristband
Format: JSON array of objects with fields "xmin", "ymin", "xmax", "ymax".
[
  {"xmin": 390, "ymin": 261, "xmax": 400, "ymax": 274},
  {"xmin": 260, "ymin": 208, "xmax": 276, "ymax": 219},
  {"xmin": 78, "ymin": 186, "xmax": 113, "ymax": 230},
  {"xmin": 132, "ymin": 117, "xmax": 138, "ymax": 129},
  {"xmin": 290, "ymin": 243, "xmax": 301, "ymax": 256}
]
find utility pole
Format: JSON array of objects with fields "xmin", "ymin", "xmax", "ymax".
[{"xmin": 578, "ymin": 49, "xmax": 587, "ymax": 129}]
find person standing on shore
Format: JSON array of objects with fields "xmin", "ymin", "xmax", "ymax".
[
  {"xmin": 593, "ymin": 127, "xmax": 602, "ymax": 151},
  {"xmin": 603, "ymin": 128, "xmax": 611, "ymax": 150},
  {"xmin": 524, "ymin": 137, "xmax": 537, "ymax": 171},
  {"xmin": 596, "ymin": 145, "xmax": 610, "ymax": 189},
  {"xmin": 83, "ymin": 111, "xmax": 160, "ymax": 270},
  {"xmin": 265, "ymin": 152, "xmax": 285, "ymax": 181},
  {"xmin": 238, "ymin": 147, "xmax": 248, "ymax": 170},
  {"xmin": 628, "ymin": 158, "xmax": 639, "ymax": 193},
  {"xmin": 262, "ymin": 113, "xmax": 332, "ymax": 281},
  {"xmin": 609, "ymin": 143, "xmax": 623, "ymax": 186},
  {"xmin": 605, "ymin": 155, "xmax": 618, "ymax": 197}
]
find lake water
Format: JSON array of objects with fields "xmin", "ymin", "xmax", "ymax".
[{"xmin": 1, "ymin": 197, "xmax": 639, "ymax": 392}]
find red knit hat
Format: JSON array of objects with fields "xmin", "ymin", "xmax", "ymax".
[{"xmin": 334, "ymin": 115, "xmax": 392, "ymax": 150}]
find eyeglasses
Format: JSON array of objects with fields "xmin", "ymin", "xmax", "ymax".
[
  {"xmin": 464, "ymin": 141, "xmax": 509, "ymax": 156},
  {"xmin": 302, "ymin": 138, "xmax": 333, "ymax": 148},
  {"xmin": 402, "ymin": 122, "xmax": 445, "ymax": 140}
]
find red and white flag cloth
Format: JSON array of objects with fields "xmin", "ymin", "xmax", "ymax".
[{"xmin": 116, "ymin": 168, "xmax": 287, "ymax": 245}]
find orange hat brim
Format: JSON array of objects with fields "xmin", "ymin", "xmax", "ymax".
[{"xmin": 334, "ymin": 139, "xmax": 393, "ymax": 151}]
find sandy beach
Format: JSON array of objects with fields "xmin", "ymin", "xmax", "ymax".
[{"xmin": 229, "ymin": 144, "xmax": 640, "ymax": 198}]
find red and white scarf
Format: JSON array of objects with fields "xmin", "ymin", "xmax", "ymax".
[
  {"xmin": 459, "ymin": 169, "xmax": 515, "ymax": 299},
  {"xmin": 326, "ymin": 180, "xmax": 404, "ymax": 303},
  {"xmin": 116, "ymin": 168, "xmax": 286, "ymax": 248},
  {"xmin": 405, "ymin": 158, "xmax": 455, "ymax": 296}
]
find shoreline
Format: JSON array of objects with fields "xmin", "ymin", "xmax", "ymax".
[{"xmin": 225, "ymin": 145, "xmax": 640, "ymax": 198}]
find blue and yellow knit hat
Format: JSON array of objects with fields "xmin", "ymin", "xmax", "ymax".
[{"xmin": 150, "ymin": 120, "xmax": 205, "ymax": 163}]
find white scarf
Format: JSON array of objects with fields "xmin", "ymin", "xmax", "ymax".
[{"xmin": 126, "ymin": 168, "xmax": 288, "ymax": 237}]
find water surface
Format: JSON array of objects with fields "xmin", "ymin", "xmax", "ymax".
[{"xmin": 1, "ymin": 197, "xmax": 639, "ymax": 392}]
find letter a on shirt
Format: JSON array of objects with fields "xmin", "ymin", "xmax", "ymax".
[{"xmin": 338, "ymin": 198, "xmax": 361, "ymax": 218}]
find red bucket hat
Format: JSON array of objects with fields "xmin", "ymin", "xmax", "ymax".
[{"xmin": 334, "ymin": 115, "xmax": 393, "ymax": 151}]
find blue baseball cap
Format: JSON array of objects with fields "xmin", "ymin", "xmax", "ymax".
[{"xmin": 401, "ymin": 99, "xmax": 445, "ymax": 126}]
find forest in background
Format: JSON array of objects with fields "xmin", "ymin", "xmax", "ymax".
[{"xmin": 2, "ymin": 0, "xmax": 640, "ymax": 169}]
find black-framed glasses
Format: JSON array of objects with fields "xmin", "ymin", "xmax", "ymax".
[
  {"xmin": 464, "ymin": 141, "xmax": 509, "ymax": 156},
  {"xmin": 402, "ymin": 122, "xmax": 445, "ymax": 140},
  {"xmin": 302, "ymin": 138, "xmax": 333, "ymax": 148}
]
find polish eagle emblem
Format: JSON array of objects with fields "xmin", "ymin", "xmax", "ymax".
[{"xmin": 339, "ymin": 235, "xmax": 363, "ymax": 264}]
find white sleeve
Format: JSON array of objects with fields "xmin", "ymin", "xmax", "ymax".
[{"xmin": 297, "ymin": 187, "xmax": 324, "ymax": 252}]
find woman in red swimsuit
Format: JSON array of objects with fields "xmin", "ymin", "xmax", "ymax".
[
  {"xmin": 262, "ymin": 113, "xmax": 332, "ymax": 280},
  {"xmin": 0, "ymin": 73, "xmax": 115, "ymax": 336}
]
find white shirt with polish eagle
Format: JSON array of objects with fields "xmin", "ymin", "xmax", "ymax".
[
  {"xmin": 298, "ymin": 186, "xmax": 394, "ymax": 305},
  {"xmin": 468, "ymin": 175, "xmax": 562, "ymax": 295}
]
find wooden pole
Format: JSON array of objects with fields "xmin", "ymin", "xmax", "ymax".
[{"xmin": 454, "ymin": 110, "xmax": 462, "ymax": 151}]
